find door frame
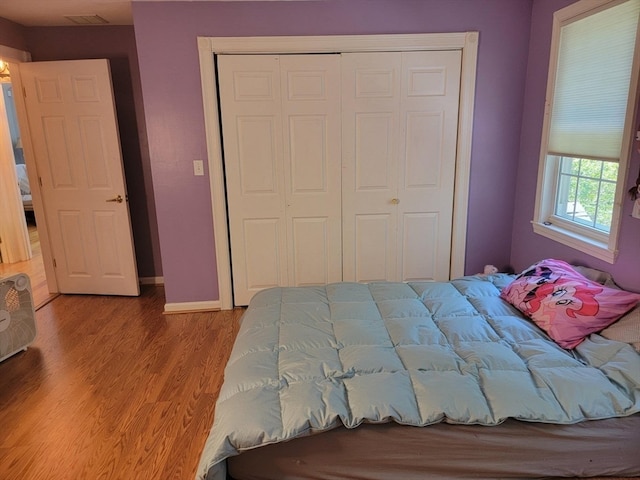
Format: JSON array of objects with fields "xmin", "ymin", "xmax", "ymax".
[
  {"xmin": 197, "ymin": 33, "xmax": 479, "ymax": 310},
  {"xmin": 0, "ymin": 45, "xmax": 59, "ymax": 293}
]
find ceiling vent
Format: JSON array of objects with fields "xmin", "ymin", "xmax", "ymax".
[{"xmin": 64, "ymin": 15, "xmax": 109, "ymax": 25}]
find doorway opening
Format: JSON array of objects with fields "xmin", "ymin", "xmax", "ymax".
[{"xmin": 0, "ymin": 80, "xmax": 57, "ymax": 309}]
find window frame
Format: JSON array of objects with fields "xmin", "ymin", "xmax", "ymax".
[{"xmin": 533, "ymin": 0, "xmax": 640, "ymax": 263}]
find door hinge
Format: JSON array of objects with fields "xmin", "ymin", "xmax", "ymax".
[
  {"xmin": 53, "ymin": 258, "xmax": 57, "ymax": 268},
  {"xmin": 22, "ymin": 86, "xmax": 26, "ymax": 98},
  {"xmin": 38, "ymin": 177, "xmax": 43, "ymax": 187}
]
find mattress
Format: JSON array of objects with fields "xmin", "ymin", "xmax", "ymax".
[
  {"xmin": 228, "ymin": 416, "xmax": 640, "ymax": 479},
  {"xmin": 197, "ymin": 274, "xmax": 640, "ymax": 480}
]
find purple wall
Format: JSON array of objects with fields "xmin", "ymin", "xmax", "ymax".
[
  {"xmin": 133, "ymin": 0, "xmax": 533, "ymax": 303},
  {"xmin": 0, "ymin": 17, "xmax": 28, "ymax": 51},
  {"xmin": 24, "ymin": 26, "xmax": 162, "ymax": 279},
  {"xmin": 511, "ymin": 0, "xmax": 640, "ymax": 292}
]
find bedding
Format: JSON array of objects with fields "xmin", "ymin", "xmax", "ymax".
[
  {"xmin": 196, "ymin": 274, "xmax": 640, "ymax": 480},
  {"xmin": 501, "ymin": 259, "xmax": 640, "ymax": 349}
]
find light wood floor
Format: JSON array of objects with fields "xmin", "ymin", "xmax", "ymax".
[
  {"xmin": 0, "ymin": 287, "xmax": 244, "ymax": 480},
  {"xmin": 0, "ymin": 221, "xmax": 58, "ymax": 310}
]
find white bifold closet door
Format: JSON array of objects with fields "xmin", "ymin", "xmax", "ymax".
[
  {"xmin": 341, "ymin": 51, "xmax": 461, "ymax": 283},
  {"xmin": 219, "ymin": 50, "xmax": 461, "ymax": 305},
  {"xmin": 218, "ymin": 55, "xmax": 342, "ymax": 306}
]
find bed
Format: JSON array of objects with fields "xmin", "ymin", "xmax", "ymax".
[
  {"xmin": 15, "ymin": 163, "xmax": 32, "ymax": 212},
  {"xmin": 196, "ymin": 261, "xmax": 640, "ymax": 480}
]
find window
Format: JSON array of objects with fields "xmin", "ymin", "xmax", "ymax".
[
  {"xmin": 555, "ymin": 157, "xmax": 617, "ymax": 232},
  {"xmin": 533, "ymin": 0, "xmax": 640, "ymax": 263}
]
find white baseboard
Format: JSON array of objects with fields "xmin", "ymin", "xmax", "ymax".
[
  {"xmin": 163, "ymin": 300, "xmax": 221, "ymax": 314},
  {"xmin": 139, "ymin": 276, "xmax": 164, "ymax": 285}
]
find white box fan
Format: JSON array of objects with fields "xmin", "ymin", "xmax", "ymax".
[{"xmin": 0, "ymin": 273, "xmax": 37, "ymax": 363}]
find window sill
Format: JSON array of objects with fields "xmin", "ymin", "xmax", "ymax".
[{"xmin": 531, "ymin": 221, "xmax": 617, "ymax": 264}]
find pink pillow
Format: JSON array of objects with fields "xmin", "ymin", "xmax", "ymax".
[{"xmin": 501, "ymin": 259, "xmax": 640, "ymax": 349}]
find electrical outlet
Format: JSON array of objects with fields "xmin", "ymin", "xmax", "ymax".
[
  {"xmin": 193, "ymin": 160, "xmax": 204, "ymax": 176},
  {"xmin": 633, "ymin": 199, "xmax": 640, "ymax": 219}
]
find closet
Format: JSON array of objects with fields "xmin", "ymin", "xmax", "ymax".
[{"xmin": 218, "ymin": 50, "xmax": 461, "ymax": 305}]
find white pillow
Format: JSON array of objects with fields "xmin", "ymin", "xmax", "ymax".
[
  {"xmin": 572, "ymin": 265, "xmax": 618, "ymax": 288},
  {"xmin": 600, "ymin": 306, "xmax": 640, "ymax": 353},
  {"xmin": 571, "ymin": 264, "xmax": 639, "ymax": 352}
]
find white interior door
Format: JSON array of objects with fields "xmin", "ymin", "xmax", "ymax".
[
  {"xmin": 20, "ymin": 59, "xmax": 139, "ymax": 296},
  {"xmin": 219, "ymin": 54, "xmax": 342, "ymax": 305},
  {"xmin": 342, "ymin": 50, "xmax": 461, "ymax": 282}
]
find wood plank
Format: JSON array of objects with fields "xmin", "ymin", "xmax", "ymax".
[
  {"xmin": 0, "ymin": 222, "xmax": 58, "ymax": 310},
  {"xmin": 0, "ymin": 286, "xmax": 243, "ymax": 480}
]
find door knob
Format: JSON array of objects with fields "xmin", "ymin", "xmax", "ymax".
[
  {"xmin": 106, "ymin": 195, "xmax": 124, "ymax": 203},
  {"xmin": 390, "ymin": 198, "xmax": 400, "ymax": 205}
]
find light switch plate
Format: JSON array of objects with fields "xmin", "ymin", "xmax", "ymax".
[{"xmin": 193, "ymin": 160, "xmax": 204, "ymax": 176}]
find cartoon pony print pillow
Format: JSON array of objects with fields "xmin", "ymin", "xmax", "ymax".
[{"xmin": 501, "ymin": 259, "xmax": 640, "ymax": 349}]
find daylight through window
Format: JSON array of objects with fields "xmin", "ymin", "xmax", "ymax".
[
  {"xmin": 533, "ymin": 0, "xmax": 640, "ymax": 262},
  {"xmin": 555, "ymin": 157, "xmax": 618, "ymax": 232}
]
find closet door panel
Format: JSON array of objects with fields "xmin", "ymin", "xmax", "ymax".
[
  {"xmin": 342, "ymin": 53, "xmax": 401, "ymax": 282},
  {"xmin": 354, "ymin": 214, "xmax": 393, "ymax": 282},
  {"xmin": 404, "ymin": 111, "xmax": 443, "ymax": 188},
  {"xmin": 220, "ymin": 54, "xmax": 340, "ymax": 304},
  {"xmin": 288, "ymin": 116, "xmax": 326, "ymax": 192},
  {"xmin": 397, "ymin": 51, "xmax": 461, "ymax": 282},
  {"xmin": 218, "ymin": 55, "xmax": 287, "ymax": 305},
  {"xmin": 355, "ymin": 113, "xmax": 395, "ymax": 190},
  {"xmin": 243, "ymin": 218, "xmax": 285, "ymax": 290},
  {"xmin": 400, "ymin": 212, "xmax": 438, "ymax": 281},
  {"xmin": 343, "ymin": 50, "xmax": 461, "ymax": 283},
  {"xmin": 281, "ymin": 55, "xmax": 342, "ymax": 288},
  {"xmin": 237, "ymin": 116, "xmax": 280, "ymax": 194},
  {"xmin": 291, "ymin": 217, "xmax": 330, "ymax": 286}
]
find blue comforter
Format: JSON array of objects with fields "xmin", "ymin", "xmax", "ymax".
[{"xmin": 196, "ymin": 274, "xmax": 640, "ymax": 480}]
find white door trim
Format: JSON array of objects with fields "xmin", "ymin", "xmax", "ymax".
[
  {"xmin": 0, "ymin": 45, "xmax": 59, "ymax": 294},
  {"xmin": 198, "ymin": 33, "xmax": 479, "ymax": 310},
  {"xmin": 0, "ymin": 45, "xmax": 31, "ymax": 63}
]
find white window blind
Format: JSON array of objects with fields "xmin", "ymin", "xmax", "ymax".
[{"xmin": 548, "ymin": 0, "xmax": 640, "ymax": 161}]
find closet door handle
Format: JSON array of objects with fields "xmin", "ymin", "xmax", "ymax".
[{"xmin": 390, "ymin": 198, "xmax": 400, "ymax": 205}]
